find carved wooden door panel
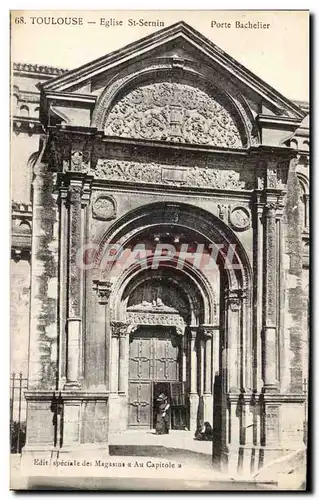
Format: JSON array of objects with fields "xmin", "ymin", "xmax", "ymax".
[
  {"xmin": 128, "ymin": 334, "xmax": 152, "ymax": 427},
  {"xmin": 128, "ymin": 328, "xmax": 180, "ymax": 428},
  {"xmin": 128, "ymin": 381, "xmax": 151, "ymax": 428},
  {"xmin": 153, "ymin": 335, "xmax": 180, "ymax": 381}
]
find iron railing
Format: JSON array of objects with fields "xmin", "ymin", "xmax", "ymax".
[{"xmin": 10, "ymin": 372, "xmax": 27, "ymax": 453}]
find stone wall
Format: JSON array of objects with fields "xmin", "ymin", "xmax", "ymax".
[
  {"xmin": 10, "ymin": 259, "xmax": 30, "ymax": 377},
  {"xmin": 28, "ymin": 159, "xmax": 59, "ymax": 390},
  {"xmin": 281, "ymin": 159, "xmax": 305, "ymax": 393}
]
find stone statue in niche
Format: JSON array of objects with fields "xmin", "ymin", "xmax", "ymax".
[
  {"xmin": 127, "ymin": 297, "xmax": 178, "ymax": 314},
  {"xmin": 127, "ymin": 282, "xmax": 189, "ymax": 316},
  {"xmin": 104, "ymin": 82, "xmax": 245, "ymax": 148}
]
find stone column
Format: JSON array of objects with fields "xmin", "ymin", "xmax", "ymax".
[
  {"xmin": 225, "ymin": 289, "xmax": 242, "ymax": 393},
  {"xmin": 110, "ymin": 327, "xmax": 119, "ymax": 394},
  {"xmin": 93, "ymin": 280, "xmax": 112, "ymax": 387},
  {"xmin": 203, "ymin": 326, "xmax": 213, "ymax": 424},
  {"xmin": 109, "ymin": 321, "xmax": 128, "ymax": 432},
  {"xmin": 262, "ymin": 202, "xmax": 279, "ymax": 392},
  {"xmin": 118, "ymin": 326, "xmax": 128, "ymax": 394},
  {"xmin": 58, "ymin": 186, "xmax": 68, "ymax": 385},
  {"xmin": 65, "ymin": 179, "xmax": 83, "ymax": 389},
  {"xmin": 204, "ymin": 328, "xmax": 213, "ymax": 395},
  {"xmin": 189, "ymin": 326, "xmax": 199, "ymax": 431},
  {"xmin": 190, "ymin": 326, "xmax": 198, "ymax": 395}
]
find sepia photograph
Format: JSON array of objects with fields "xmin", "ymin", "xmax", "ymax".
[{"xmin": 10, "ymin": 9, "xmax": 309, "ymax": 491}]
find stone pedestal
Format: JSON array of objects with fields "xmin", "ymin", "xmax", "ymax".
[
  {"xmin": 108, "ymin": 394, "xmax": 127, "ymax": 433},
  {"xmin": 23, "ymin": 391, "xmax": 109, "ymax": 455},
  {"xmin": 189, "ymin": 393, "xmax": 199, "ymax": 432}
]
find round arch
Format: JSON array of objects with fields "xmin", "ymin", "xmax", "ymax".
[
  {"xmin": 91, "ymin": 62, "xmax": 259, "ymax": 147},
  {"xmin": 94, "ymin": 201, "xmax": 252, "ymax": 293}
]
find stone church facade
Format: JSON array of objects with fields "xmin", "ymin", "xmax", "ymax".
[{"xmin": 11, "ymin": 22, "xmax": 309, "ymax": 472}]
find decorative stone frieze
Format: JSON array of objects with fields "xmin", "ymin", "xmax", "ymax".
[
  {"xmin": 126, "ymin": 311, "xmax": 186, "ymax": 336},
  {"xmin": 93, "ymin": 159, "xmax": 255, "ymax": 190},
  {"xmin": 263, "ymin": 202, "xmax": 277, "ymax": 325},
  {"xmin": 68, "ymin": 183, "xmax": 82, "ymax": 318}
]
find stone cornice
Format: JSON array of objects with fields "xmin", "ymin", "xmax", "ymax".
[
  {"xmin": 13, "ymin": 62, "xmax": 68, "ymax": 77},
  {"xmin": 256, "ymin": 114, "xmax": 303, "ymax": 128},
  {"xmin": 24, "ymin": 390, "xmax": 109, "ymax": 401},
  {"xmin": 12, "ymin": 116, "xmax": 43, "ymax": 134},
  {"xmin": 44, "ymin": 91, "xmax": 97, "ymax": 108},
  {"xmin": 38, "ymin": 22, "xmax": 306, "ymax": 121}
]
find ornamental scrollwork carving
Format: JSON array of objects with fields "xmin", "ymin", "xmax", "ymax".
[
  {"xmin": 93, "ymin": 159, "xmax": 255, "ymax": 191},
  {"xmin": 92, "ymin": 194, "xmax": 116, "ymax": 221},
  {"xmin": 104, "ymin": 82, "xmax": 245, "ymax": 148},
  {"xmin": 229, "ymin": 206, "xmax": 251, "ymax": 231}
]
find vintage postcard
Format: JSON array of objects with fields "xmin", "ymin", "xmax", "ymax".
[{"xmin": 10, "ymin": 10, "xmax": 309, "ymax": 491}]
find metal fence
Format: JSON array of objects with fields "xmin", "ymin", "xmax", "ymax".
[{"xmin": 10, "ymin": 372, "xmax": 28, "ymax": 454}]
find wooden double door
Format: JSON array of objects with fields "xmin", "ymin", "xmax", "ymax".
[{"xmin": 128, "ymin": 327, "xmax": 187, "ymax": 429}]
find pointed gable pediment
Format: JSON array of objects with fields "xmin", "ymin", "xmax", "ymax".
[
  {"xmin": 42, "ymin": 21, "xmax": 305, "ymax": 121},
  {"xmin": 41, "ymin": 21, "xmax": 306, "ymax": 149}
]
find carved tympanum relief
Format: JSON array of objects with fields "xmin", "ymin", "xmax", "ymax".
[{"xmin": 104, "ymin": 82, "xmax": 245, "ymax": 148}]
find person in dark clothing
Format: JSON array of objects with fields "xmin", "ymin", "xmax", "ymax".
[
  {"xmin": 194, "ymin": 421, "xmax": 214, "ymax": 441},
  {"xmin": 155, "ymin": 393, "xmax": 170, "ymax": 435}
]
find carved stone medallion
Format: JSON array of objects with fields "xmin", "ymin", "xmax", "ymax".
[
  {"xmin": 229, "ymin": 206, "xmax": 250, "ymax": 231},
  {"xmin": 92, "ymin": 195, "xmax": 116, "ymax": 221}
]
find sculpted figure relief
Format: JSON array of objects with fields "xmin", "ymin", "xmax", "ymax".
[{"xmin": 104, "ymin": 82, "xmax": 244, "ymax": 148}]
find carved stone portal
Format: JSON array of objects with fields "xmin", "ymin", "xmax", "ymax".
[{"xmin": 104, "ymin": 82, "xmax": 245, "ymax": 148}]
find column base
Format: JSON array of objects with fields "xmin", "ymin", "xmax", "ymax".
[
  {"xmin": 64, "ymin": 381, "xmax": 81, "ymax": 390},
  {"xmin": 203, "ymin": 393, "xmax": 213, "ymax": 425},
  {"xmin": 108, "ymin": 393, "xmax": 127, "ymax": 433},
  {"xmin": 220, "ymin": 444, "xmax": 306, "ymax": 477},
  {"xmin": 262, "ymin": 384, "xmax": 280, "ymax": 393},
  {"xmin": 189, "ymin": 393, "xmax": 199, "ymax": 431}
]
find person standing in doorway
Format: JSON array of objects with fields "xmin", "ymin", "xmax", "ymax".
[{"xmin": 155, "ymin": 393, "xmax": 170, "ymax": 435}]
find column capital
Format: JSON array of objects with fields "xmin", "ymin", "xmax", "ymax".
[
  {"xmin": 188, "ymin": 325, "xmax": 199, "ymax": 340},
  {"xmin": 110, "ymin": 321, "xmax": 128, "ymax": 338},
  {"xmin": 45, "ymin": 126, "xmax": 101, "ymax": 173},
  {"xmin": 225, "ymin": 289, "xmax": 242, "ymax": 312},
  {"xmin": 93, "ymin": 280, "xmax": 112, "ymax": 304},
  {"xmin": 199, "ymin": 325, "xmax": 216, "ymax": 338}
]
